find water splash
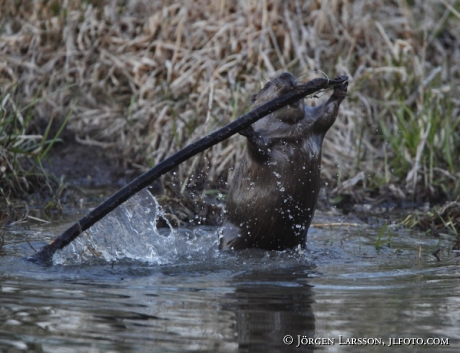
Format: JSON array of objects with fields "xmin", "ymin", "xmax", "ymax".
[{"xmin": 53, "ymin": 189, "xmax": 218, "ymax": 265}]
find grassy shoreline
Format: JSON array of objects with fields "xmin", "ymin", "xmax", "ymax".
[{"xmin": 1, "ymin": 0, "xmax": 459, "ymax": 209}]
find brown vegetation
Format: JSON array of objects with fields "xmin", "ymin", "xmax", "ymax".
[
  {"xmin": 1, "ymin": 0, "xmax": 459, "ymax": 205},
  {"xmin": 402, "ymin": 197, "xmax": 460, "ymax": 241}
]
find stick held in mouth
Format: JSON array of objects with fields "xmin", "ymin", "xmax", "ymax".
[{"xmin": 27, "ymin": 75, "xmax": 348, "ymax": 265}]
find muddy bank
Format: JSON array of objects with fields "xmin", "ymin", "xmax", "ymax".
[
  {"xmin": 44, "ymin": 134, "xmax": 224, "ymax": 227},
  {"xmin": 46, "ymin": 139, "xmax": 137, "ymax": 189}
]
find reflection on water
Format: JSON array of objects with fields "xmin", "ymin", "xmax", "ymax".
[
  {"xmin": 227, "ymin": 269, "xmax": 315, "ymax": 352},
  {"xmin": 1, "ymin": 195, "xmax": 460, "ymax": 352}
]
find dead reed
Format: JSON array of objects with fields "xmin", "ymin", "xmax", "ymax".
[{"xmin": 1, "ymin": 0, "xmax": 459, "ymax": 202}]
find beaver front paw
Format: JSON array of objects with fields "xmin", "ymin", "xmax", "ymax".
[
  {"xmin": 239, "ymin": 125, "xmax": 256, "ymax": 138},
  {"xmin": 331, "ymin": 75, "xmax": 348, "ymax": 98}
]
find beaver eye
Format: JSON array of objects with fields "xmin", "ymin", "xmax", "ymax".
[
  {"xmin": 262, "ymin": 82, "xmax": 272, "ymax": 91},
  {"xmin": 250, "ymin": 94, "xmax": 258, "ymax": 103}
]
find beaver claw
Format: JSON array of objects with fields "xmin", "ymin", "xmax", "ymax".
[
  {"xmin": 330, "ymin": 75, "xmax": 348, "ymax": 98},
  {"xmin": 330, "ymin": 75, "xmax": 348, "ymax": 86},
  {"xmin": 239, "ymin": 125, "xmax": 255, "ymax": 138}
]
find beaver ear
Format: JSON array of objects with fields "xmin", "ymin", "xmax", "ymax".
[{"xmin": 250, "ymin": 94, "xmax": 258, "ymax": 103}]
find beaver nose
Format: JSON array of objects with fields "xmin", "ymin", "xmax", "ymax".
[{"xmin": 279, "ymin": 72, "xmax": 293, "ymax": 80}]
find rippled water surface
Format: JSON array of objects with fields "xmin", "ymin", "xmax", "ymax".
[{"xmin": 1, "ymin": 190, "xmax": 459, "ymax": 352}]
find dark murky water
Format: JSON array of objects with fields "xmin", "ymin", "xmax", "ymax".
[{"xmin": 1, "ymin": 190, "xmax": 459, "ymax": 352}]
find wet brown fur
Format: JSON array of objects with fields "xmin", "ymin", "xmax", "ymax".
[{"xmin": 219, "ymin": 72, "xmax": 348, "ymax": 250}]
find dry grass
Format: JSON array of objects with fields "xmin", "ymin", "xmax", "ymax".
[
  {"xmin": 402, "ymin": 198, "xmax": 460, "ymax": 238},
  {"xmin": 1, "ymin": 0, "xmax": 459, "ymax": 202}
]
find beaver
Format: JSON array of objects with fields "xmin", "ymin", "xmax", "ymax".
[{"xmin": 219, "ymin": 72, "xmax": 348, "ymax": 250}]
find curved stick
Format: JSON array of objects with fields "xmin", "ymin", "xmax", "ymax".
[{"xmin": 27, "ymin": 76, "xmax": 348, "ymax": 265}]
